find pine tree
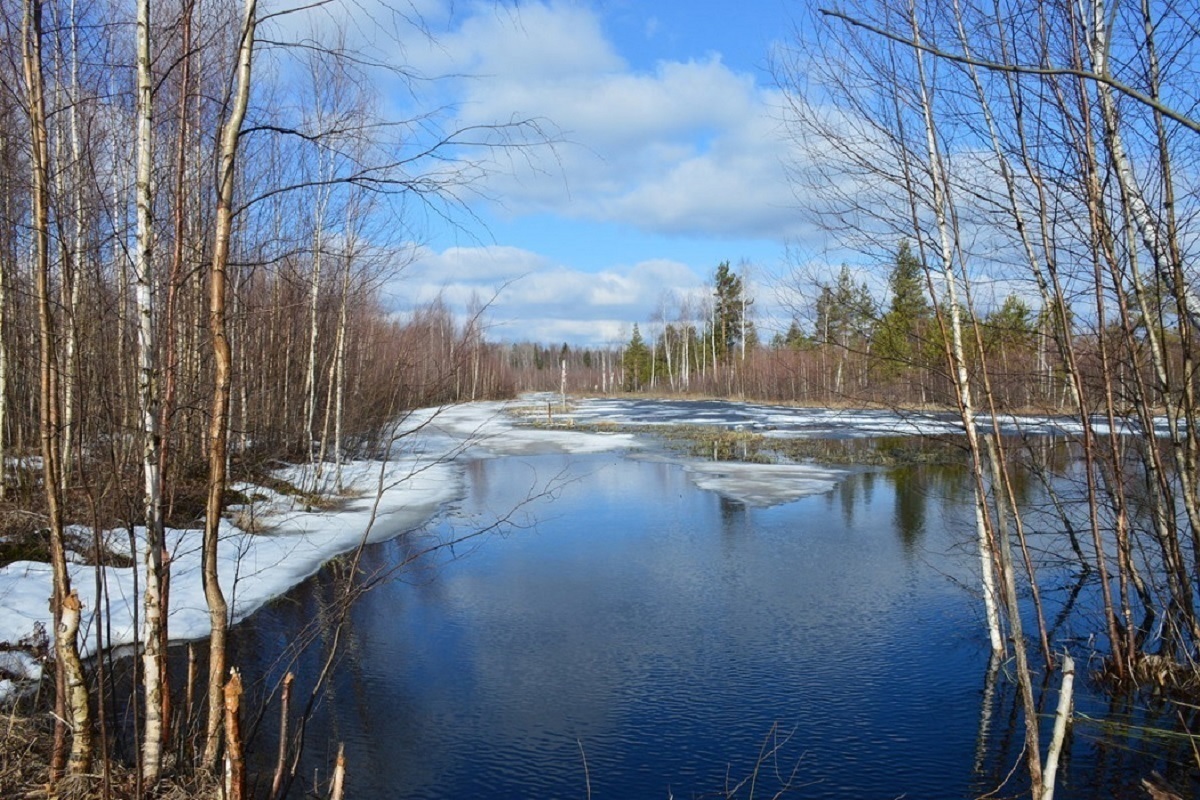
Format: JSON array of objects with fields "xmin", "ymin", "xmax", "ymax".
[
  {"xmin": 712, "ymin": 261, "xmax": 749, "ymax": 362},
  {"xmin": 872, "ymin": 241, "xmax": 931, "ymax": 376},
  {"xmin": 623, "ymin": 324, "xmax": 651, "ymax": 391},
  {"xmin": 814, "ymin": 265, "xmax": 874, "ymax": 349}
]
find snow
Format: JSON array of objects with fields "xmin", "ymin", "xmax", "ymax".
[
  {"xmin": 0, "ymin": 394, "xmax": 1113, "ymax": 673},
  {"xmin": 406, "ymin": 397, "xmax": 642, "ymax": 456},
  {"xmin": 0, "ymin": 650, "xmax": 42, "ymax": 681},
  {"xmin": 0, "ymin": 399, "xmax": 645, "ymax": 663},
  {"xmin": 0, "ymin": 454, "xmax": 461, "ymax": 658},
  {"xmin": 0, "ymin": 643, "xmax": 45, "ymax": 705}
]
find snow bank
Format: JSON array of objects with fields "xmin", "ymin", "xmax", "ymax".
[
  {"xmin": 0, "ymin": 455, "xmax": 460, "ymax": 657},
  {"xmin": 0, "ymin": 398, "xmax": 645, "ymax": 660},
  {"xmin": 406, "ymin": 398, "xmax": 642, "ymax": 456}
]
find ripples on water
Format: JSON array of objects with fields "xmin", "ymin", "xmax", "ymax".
[{"xmin": 225, "ymin": 450, "xmax": 1187, "ymax": 800}]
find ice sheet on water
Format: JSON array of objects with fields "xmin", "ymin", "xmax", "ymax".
[
  {"xmin": 554, "ymin": 396, "xmax": 1170, "ymax": 439},
  {"xmin": 681, "ymin": 461, "xmax": 847, "ymax": 507}
]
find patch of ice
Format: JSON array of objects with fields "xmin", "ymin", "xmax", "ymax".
[
  {"xmin": 409, "ymin": 400, "xmax": 642, "ymax": 457},
  {"xmin": 552, "ymin": 396, "xmax": 1179, "ymax": 441},
  {"xmin": 681, "ymin": 461, "xmax": 847, "ymax": 507}
]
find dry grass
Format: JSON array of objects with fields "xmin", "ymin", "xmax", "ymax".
[
  {"xmin": 0, "ymin": 708, "xmax": 46, "ymax": 798},
  {"xmin": 0, "ymin": 703, "xmax": 227, "ymax": 800}
]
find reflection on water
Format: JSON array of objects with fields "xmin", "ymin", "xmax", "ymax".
[
  {"xmin": 216, "ymin": 450, "xmax": 1186, "ymax": 800},
  {"xmin": 889, "ymin": 467, "xmax": 927, "ymax": 552}
]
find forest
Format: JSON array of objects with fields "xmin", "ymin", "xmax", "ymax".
[
  {"xmin": 2, "ymin": 0, "xmax": 1200, "ymax": 798},
  {"xmin": 0, "ymin": 0, "xmax": 527, "ymax": 795}
]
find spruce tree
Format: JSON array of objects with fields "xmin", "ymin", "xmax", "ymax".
[
  {"xmin": 712, "ymin": 261, "xmax": 749, "ymax": 361},
  {"xmin": 872, "ymin": 241, "xmax": 931, "ymax": 375},
  {"xmin": 623, "ymin": 324, "xmax": 651, "ymax": 391}
]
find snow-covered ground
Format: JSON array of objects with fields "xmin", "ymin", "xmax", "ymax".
[
  {"xmin": 0, "ymin": 399, "xmax": 650, "ymax": 700},
  {"xmin": 0, "ymin": 394, "xmax": 1089, "ymax": 701}
]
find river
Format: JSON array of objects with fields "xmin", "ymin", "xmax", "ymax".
[{"xmin": 206, "ymin": 400, "xmax": 1192, "ymax": 799}]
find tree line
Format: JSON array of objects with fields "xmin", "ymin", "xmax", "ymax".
[
  {"xmin": 3, "ymin": 0, "xmax": 531, "ymax": 794},
  {"xmin": 508, "ymin": 249, "xmax": 1071, "ymax": 414}
]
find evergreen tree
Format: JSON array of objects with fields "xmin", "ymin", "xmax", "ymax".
[
  {"xmin": 814, "ymin": 265, "xmax": 875, "ymax": 349},
  {"xmin": 623, "ymin": 324, "xmax": 651, "ymax": 391},
  {"xmin": 872, "ymin": 241, "xmax": 931, "ymax": 376},
  {"xmin": 983, "ymin": 294, "xmax": 1035, "ymax": 354},
  {"xmin": 775, "ymin": 319, "xmax": 810, "ymax": 349},
  {"xmin": 712, "ymin": 261, "xmax": 750, "ymax": 361},
  {"xmin": 812, "ymin": 264, "xmax": 876, "ymax": 395}
]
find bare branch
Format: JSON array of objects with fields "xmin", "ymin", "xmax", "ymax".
[{"xmin": 819, "ymin": 7, "xmax": 1200, "ymax": 136}]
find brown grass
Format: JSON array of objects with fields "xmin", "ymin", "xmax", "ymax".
[{"xmin": 0, "ymin": 702, "xmax": 227, "ymax": 799}]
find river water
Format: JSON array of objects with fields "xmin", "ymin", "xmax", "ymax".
[{"xmin": 218, "ymin": 405, "xmax": 1193, "ymax": 799}]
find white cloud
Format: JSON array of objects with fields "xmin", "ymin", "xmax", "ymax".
[
  {"xmin": 406, "ymin": 1, "xmax": 800, "ymax": 242},
  {"xmin": 329, "ymin": 2, "xmax": 811, "ymax": 344},
  {"xmin": 389, "ymin": 244, "xmax": 709, "ymax": 345}
]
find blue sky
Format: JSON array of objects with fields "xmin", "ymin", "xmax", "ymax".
[{"xmin": 370, "ymin": 0, "xmax": 816, "ymax": 346}]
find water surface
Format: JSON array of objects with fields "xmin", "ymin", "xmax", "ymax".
[
  {"xmin": 220, "ymin": 400, "xmax": 1196, "ymax": 800},
  {"xmin": 230, "ymin": 451, "xmax": 1027, "ymax": 798}
]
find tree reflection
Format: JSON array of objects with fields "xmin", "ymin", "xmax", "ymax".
[
  {"xmin": 719, "ymin": 495, "xmax": 748, "ymax": 534},
  {"xmin": 838, "ymin": 472, "xmax": 859, "ymax": 526},
  {"xmin": 889, "ymin": 467, "xmax": 927, "ymax": 553}
]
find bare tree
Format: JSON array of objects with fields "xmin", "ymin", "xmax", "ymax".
[
  {"xmin": 22, "ymin": 0, "xmax": 91, "ymax": 779},
  {"xmin": 133, "ymin": 0, "xmax": 168, "ymax": 783},
  {"xmin": 203, "ymin": 0, "xmax": 257, "ymax": 770}
]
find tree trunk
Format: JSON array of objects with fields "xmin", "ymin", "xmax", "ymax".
[
  {"xmin": 203, "ymin": 0, "xmax": 257, "ymax": 771},
  {"xmin": 904, "ymin": 7, "xmax": 1050, "ymax": 792},
  {"xmin": 134, "ymin": 0, "xmax": 167, "ymax": 783},
  {"xmin": 223, "ymin": 670, "xmax": 245, "ymax": 800},
  {"xmin": 24, "ymin": 0, "xmax": 92, "ymax": 779}
]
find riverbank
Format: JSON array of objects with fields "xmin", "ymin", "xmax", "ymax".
[{"xmin": 2, "ymin": 396, "xmax": 1197, "ymax": 799}]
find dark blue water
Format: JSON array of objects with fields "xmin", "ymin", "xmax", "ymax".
[{"xmin": 228, "ymin": 450, "xmax": 1193, "ymax": 799}]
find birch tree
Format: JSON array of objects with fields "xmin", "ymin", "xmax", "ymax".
[
  {"xmin": 133, "ymin": 0, "xmax": 168, "ymax": 783},
  {"xmin": 203, "ymin": 0, "xmax": 257, "ymax": 770},
  {"xmin": 22, "ymin": 0, "xmax": 91, "ymax": 778}
]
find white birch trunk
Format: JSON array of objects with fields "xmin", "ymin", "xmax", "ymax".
[
  {"xmin": 134, "ymin": 0, "xmax": 166, "ymax": 782},
  {"xmin": 333, "ymin": 257, "xmax": 350, "ymax": 486},
  {"xmin": 907, "ymin": 1, "xmax": 1004, "ymax": 657},
  {"xmin": 24, "ymin": 0, "xmax": 91, "ymax": 775},
  {"xmin": 682, "ymin": 323, "xmax": 689, "ymax": 390},
  {"xmin": 910, "ymin": 7, "xmax": 1046, "ymax": 793},
  {"xmin": 304, "ymin": 195, "xmax": 326, "ymax": 465},
  {"xmin": 1040, "ymin": 654, "xmax": 1075, "ymax": 800},
  {"xmin": 1087, "ymin": 1, "xmax": 1200, "ymax": 334}
]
